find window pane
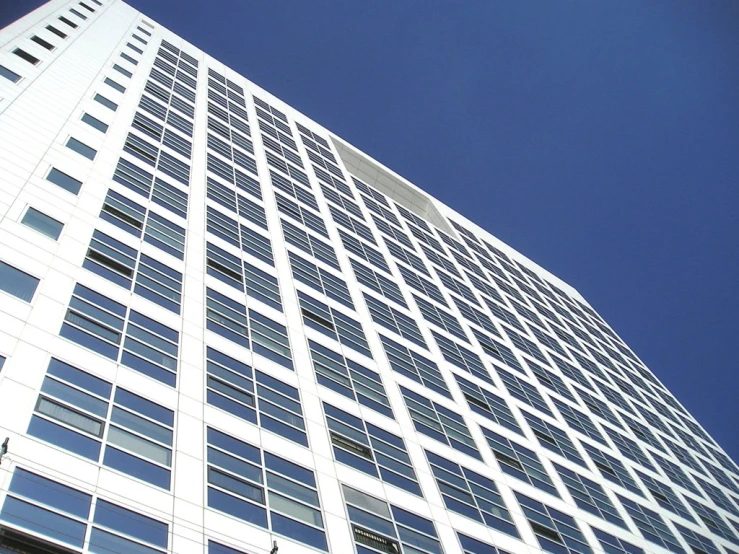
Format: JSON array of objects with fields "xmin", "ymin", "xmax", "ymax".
[
  {"xmin": 47, "ymin": 167, "xmax": 82, "ymax": 194},
  {"xmin": 66, "ymin": 137, "xmax": 97, "ymax": 160},
  {"xmin": 21, "ymin": 208, "xmax": 63, "ymax": 239},
  {"xmin": 0, "ymin": 65, "xmax": 21, "ymax": 83},
  {"xmin": 82, "ymin": 112, "xmax": 108, "ymax": 133},
  {"xmin": 0, "ymin": 261, "xmax": 39, "ymax": 301}
]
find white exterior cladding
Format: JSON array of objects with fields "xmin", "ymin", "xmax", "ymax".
[{"xmin": 0, "ymin": 1, "xmax": 737, "ymax": 554}]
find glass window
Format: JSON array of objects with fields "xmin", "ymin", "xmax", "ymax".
[
  {"xmin": 207, "ymin": 427, "xmax": 327, "ymax": 551},
  {"xmin": 0, "ymin": 261, "xmax": 39, "ymax": 302},
  {"xmin": 66, "ymin": 137, "xmax": 97, "ymax": 160},
  {"xmin": 400, "ymin": 386, "xmax": 481, "ymax": 460},
  {"xmin": 516, "ymin": 492, "xmax": 593, "ymax": 554},
  {"xmin": 82, "ymin": 112, "xmax": 108, "ymax": 132},
  {"xmin": 0, "ymin": 65, "xmax": 21, "ymax": 82},
  {"xmin": 324, "ymin": 402, "xmax": 420, "ymax": 495},
  {"xmin": 21, "ymin": 207, "xmax": 63, "ymax": 239},
  {"xmin": 342, "ymin": 485, "xmax": 442, "ymax": 554},
  {"xmin": 380, "ymin": 334, "xmax": 450, "ymax": 398},
  {"xmin": 47, "ymin": 167, "xmax": 82, "ymax": 194}
]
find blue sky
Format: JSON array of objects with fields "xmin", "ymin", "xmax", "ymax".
[{"xmin": 5, "ymin": 1, "xmax": 738, "ymax": 460}]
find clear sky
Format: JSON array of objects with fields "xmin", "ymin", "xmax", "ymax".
[{"xmin": 4, "ymin": 1, "xmax": 738, "ymax": 461}]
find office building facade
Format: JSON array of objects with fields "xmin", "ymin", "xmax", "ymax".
[{"xmin": 0, "ymin": 1, "xmax": 737, "ymax": 553}]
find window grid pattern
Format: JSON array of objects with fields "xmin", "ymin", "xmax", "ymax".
[
  {"xmin": 454, "ymin": 374, "xmax": 521, "ymax": 433},
  {"xmin": 482, "ymin": 427, "xmax": 559, "ymax": 496},
  {"xmin": 426, "ymin": 449, "xmax": 519, "ymax": 537},
  {"xmin": 379, "ymin": 335, "xmax": 450, "ymax": 397},
  {"xmin": 308, "ymin": 340, "xmax": 391, "ymax": 418},
  {"xmin": 400, "ymin": 385, "xmax": 481, "ymax": 460},
  {"xmin": 205, "ymin": 347, "xmax": 307, "ymax": 446},
  {"xmin": 324, "ymin": 403, "xmax": 421, "ymax": 495}
]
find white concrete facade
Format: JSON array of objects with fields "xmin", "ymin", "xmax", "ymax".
[{"xmin": 0, "ymin": 2, "xmax": 736, "ymax": 554}]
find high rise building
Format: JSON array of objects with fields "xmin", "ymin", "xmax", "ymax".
[{"xmin": 0, "ymin": 1, "xmax": 736, "ymax": 554}]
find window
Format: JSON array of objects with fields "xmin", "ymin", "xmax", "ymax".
[
  {"xmin": 398, "ymin": 264, "xmax": 446, "ymax": 306},
  {"xmin": 458, "ymin": 533, "xmax": 513, "ymax": 554},
  {"xmin": 59, "ymin": 15, "xmax": 79, "ymax": 29},
  {"xmin": 604, "ymin": 427, "xmax": 655, "ymax": 471},
  {"xmin": 0, "ymin": 467, "xmax": 169, "ymax": 551},
  {"xmin": 426, "ymin": 450, "xmax": 519, "ymax": 537},
  {"xmin": 554, "ymin": 464, "xmax": 626, "ymax": 527},
  {"xmin": 372, "ymin": 213, "xmax": 414, "ymax": 248},
  {"xmin": 400, "ymin": 385, "xmax": 481, "ymax": 459},
  {"xmin": 270, "ymin": 170, "xmax": 318, "ymax": 210},
  {"xmin": 66, "ymin": 137, "xmax": 96, "ymax": 160},
  {"xmin": 636, "ymin": 469, "xmax": 695, "ymax": 521},
  {"xmin": 675, "ymin": 524, "xmax": 721, "ymax": 554},
  {"xmin": 60, "ymin": 283, "xmax": 179, "ymax": 386},
  {"xmin": 244, "ymin": 262, "xmax": 282, "ymax": 311},
  {"xmin": 83, "ymin": 229, "xmax": 183, "ymax": 312},
  {"xmin": 206, "ymin": 347, "xmax": 307, "ymax": 446},
  {"xmin": 21, "ymin": 207, "xmax": 63, "ymax": 239},
  {"xmin": 47, "ymin": 167, "xmax": 82, "ymax": 194},
  {"xmin": 13, "ymin": 48, "xmax": 39, "ymax": 65},
  {"xmin": 504, "ymin": 327, "xmax": 548, "ymax": 365},
  {"xmin": 342, "ymin": 485, "xmax": 442, "ymax": 554},
  {"xmin": 207, "ymin": 212, "xmax": 272, "ymax": 267},
  {"xmin": 454, "ymin": 295, "xmax": 499, "ymax": 336},
  {"xmin": 298, "ymin": 291, "xmax": 371, "ymax": 358},
  {"xmin": 385, "ymin": 237, "xmax": 429, "ymax": 275},
  {"xmin": 282, "ymin": 219, "xmax": 339, "ymax": 269},
  {"xmin": 350, "ymin": 258, "xmax": 406, "ymax": 308},
  {"xmin": 308, "ymin": 340, "xmax": 391, "ymax": 417},
  {"xmin": 250, "ymin": 309, "xmax": 293, "ymax": 369},
  {"xmin": 0, "ymin": 356, "xmax": 5, "ymax": 371},
  {"xmin": 380, "ymin": 334, "xmax": 450, "ymax": 397},
  {"xmin": 617, "ymin": 495, "xmax": 685, "ymax": 553},
  {"xmin": 437, "ymin": 269, "xmax": 478, "ymax": 304},
  {"xmin": 0, "ymin": 65, "xmax": 21, "ymax": 82},
  {"xmin": 415, "ymin": 295, "xmax": 467, "ymax": 341},
  {"xmin": 521, "ymin": 411, "xmax": 585, "ymax": 466},
  {"xmin": 46, "ymin": 24, "xmax": 67, "ymax": 38},
  {"xmin": 591, "ymin": 529, "xmax": 644, "ymax": 554},
  {"xmin": 651, "ymin": 451, "xmax": 701, "ymax": 495},
  {"xmin": 206, "ymin": 287, "xmax": 249, "ymax": 347},
  {"xmin": 275, "ymin": 193, "xmax": 327, "ymax": 237},
  {"xmin": 695, "ymin": 475, "xmax": 739, "ymax": 517},
  {"xmin": 580, "ymin": 442, "xmax": 642, "ymax": 495},
  {"xmin": 69, "ymin": 8, "xmax": 87, "ymax": 20},
  {"xmin": 340, "ymin": 230, "xmax": 390, "ymax": 273},
  {"xmin": 329, "ymin": 205, "xmax": 376, "ymax": 244},
  {"xmin": 120, "ymin": 52, "xmax": 138, "ymax": 66},
  {"xmin": 455, "ymin": 374, "xmax": 520, "ymax": 433},
  {"xmin": 0, "ymin": 261, "xmax": 39, "ymax": 302},
  {"xmin": 112, "ymin": 159, "xmax": 189, "ymax": 219},
  {"xmin": 31, "ymin": 35, "xmax": 54, "ymax": 50},
  {"xmin": 471, "ymin": 328, "xmax": 525, "ymax": 373},
  {"xmin": 687, "ymin": 499, "xmax": 737, "ymax": 544},
  {"xmin": 206, "ymin": 427, "xmax": 328, "ymax": 551},
  {"xmin": 551, "ymin": 397, "xmax": 604, "ymax": 443},
  {"xmin": 483, "ymin": 428, "xmax": 559, "ymax": 496},
  {"xmin": 432, "ymin": 331, "xmax": 490, "ymax": 384},
  {"xmin": 95, "ymin": 91, "xmax": 119, "ymax": 109},
  {"xmin": 81, "ymin": 112, "xmax": 108, "ymax": 132},
  {"xmin": 516, "ymin": 493, "xmax": 593, "ymax": 554},
  {"xmin": 28, "ymin": 359, "xmax": 174, "ymax": 488},
  {"xmin": 113, "ymin": 63, "xmax": 132, "ymax": 78},
  {"xmin": 324, "ymin": 402, "xmax": 420, "ymax": 495},
  {"xmin": 321, "ymin": 183, "xmax": 363, "ymax": 218},
  {"xmin": 364, "ymin": 293, "xmax": 426, "ymax": 348},
  {"xmin": 528, "ymin": 360, "xmax": 576, "ymax": 401},
  {"xmin": 289, "ymin": 251, "xmax": 353, "ymax": 308}
]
